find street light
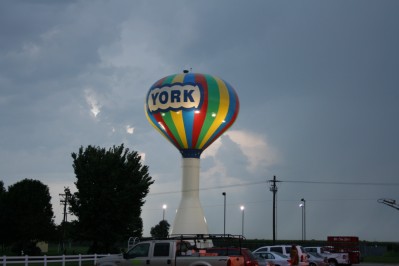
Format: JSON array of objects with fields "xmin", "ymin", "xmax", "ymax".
[
  {"xmin": 240, "ymin": 205, "xmax": 245, "ymax": 236},
  {"xmin": 162, "ymin": 204, "xmax": 167, "ymax": 221},
  {"xmin": 222, "ymin": 192, "xmax": 226, "ymax": 236},
  {"xmin": 299, "ymin": 198, "xmax": 306, "ymax": 241}
]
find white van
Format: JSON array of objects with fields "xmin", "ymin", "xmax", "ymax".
[{"xmin": 253, "ymin": 245, "xmax": 308, "ymax": 266}]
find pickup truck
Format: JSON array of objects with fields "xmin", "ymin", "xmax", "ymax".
[
  {"xmin": 95, "ymin": 239, "xmax": 245, "ymax": 266},
  {"xmin": 304, "ymin": 247, "xmax": 350, "ymax": 266}
]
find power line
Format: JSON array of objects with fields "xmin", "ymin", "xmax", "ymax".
[
  {"xmin": 148, "ymin": 179, "xmax": 399, "ymax": 196},
  {"xmin": 148, "ymin": 180, "xmax": 266, "ymax": 196},
  {"xmin": 143, "ymin": 197, "xmax": 385, "ymax": 213},
  {"xmin": 282, "ymin": 180, "xmax": 399, "ymax": 186}
]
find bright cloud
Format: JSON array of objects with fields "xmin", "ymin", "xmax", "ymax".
[
  {"xmin": 84, "ymin": 88, "xmax": 101, "ymax": 117},
  {"xmin": 126, "ymin": 125, "xmax": 134, "ymax": 134},
  {"xmin": 139, "ymin": 152, "xmax": 146, "ymax": 163},
  {"xmin": 225, "ymin": 130, "xmax": 279, "ymax": 172},
  {"xmin": 202, "ymin": 138, "xmax": 223, "ymax": 159},
  {"xmin": 202, "ymin": 130, "xmax": 279, "ymax": 173}
]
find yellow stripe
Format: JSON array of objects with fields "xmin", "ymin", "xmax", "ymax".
[
  {"xmin": 199, "ymin": 78, "xmax": 229, "ymax": 148},
  {"xmin": 170, "ymin": 74, "xmax": 188, "ymax": 148},
  {"xmin": 173, "ymin": 73, "xmax": 186, "ymax": 82}
]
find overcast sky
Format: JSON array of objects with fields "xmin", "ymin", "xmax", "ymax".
[{"xmin": 1, "ymin": 0, "xmax": 398, "ymax": 242}]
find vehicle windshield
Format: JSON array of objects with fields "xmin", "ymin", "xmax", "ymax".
[
  {"xmin": 309, "ymin": 252, "xmax": 323, "ymax": 258},
  {"xmin": 273, "ymin": 252, "xmax": 288, "ymax": 258},
  {"xmin": 247, "ymin": 250, "xmax": 257, "ymax": 260},
  {"xmin": 126, "ymin": 243, "xmax": 150, "ymax": 258}
]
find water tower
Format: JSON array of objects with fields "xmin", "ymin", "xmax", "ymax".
[{"xmin": 145, "ymin": 71, "xmax": 239, "ymax": 234}]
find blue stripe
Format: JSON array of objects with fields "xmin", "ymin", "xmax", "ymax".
[{"xmin": 182, "ymin": 73, "xmax": 195, "ymax": 148}]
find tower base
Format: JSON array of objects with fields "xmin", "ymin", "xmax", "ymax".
[{"xmin": 171, "ymin": 157, "xmax": 208, "ymax": 235}]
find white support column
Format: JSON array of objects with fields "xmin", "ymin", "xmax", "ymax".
[{"xmin": 171, "ymin": 157, "xmax": 208, "ymax": 235}]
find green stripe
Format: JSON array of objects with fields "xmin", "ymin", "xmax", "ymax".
[
  {"xmin": 196, "ymin": 74, "xmax": 220, "ymax": 149},
  {"xmin": 163, "ymin": 74, "xmax": 176, "ymax": 84},
  {"xmin": 163, "ymin": 112, "xmax": 184, "ymax": 148}
]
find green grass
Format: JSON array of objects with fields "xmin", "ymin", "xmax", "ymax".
[
  {"xmin": 363, "ymin": 252, "xmax": 399, "ymax": 264},
  {"xmin": 46, "ymin": 244, "xmax": 90, "ymax": 255}
]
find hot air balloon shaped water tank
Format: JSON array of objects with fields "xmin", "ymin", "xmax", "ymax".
[{"xmin": 145, "ymin": 72, "xmax": 239, "ymax": 234}]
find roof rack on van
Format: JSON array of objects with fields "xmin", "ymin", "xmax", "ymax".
[
  {"xmin": 127, "ymin": 234, "xmax": 246, "ymax": 250},
  {"xmin": 169, "ymin": 234, "xmax": 245, "ymax": 241}
]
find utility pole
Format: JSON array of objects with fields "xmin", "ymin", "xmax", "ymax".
[
  {"xmin": 59, "ymin": 187, "xmax": 71, "ymax": 253},
  {"xmin": 222, "ymin": 192, "xmax": 226, "ymax": 236},
  {"xmin": 268, "ymin": 176, "xmax": 280, "ymax": 244}
]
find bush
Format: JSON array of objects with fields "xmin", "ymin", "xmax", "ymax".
[
  {"xmin": 87, "ymin": 243, "xmax": 120, "ymax": 254},
  {"xmin": 11, "ymin": 241, "xmax": 42, "ymax": 256}
]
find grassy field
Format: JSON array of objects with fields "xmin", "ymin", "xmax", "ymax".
[{"xmin": 363, "ymin": 252, "xmax": 399, "ymax": 264}]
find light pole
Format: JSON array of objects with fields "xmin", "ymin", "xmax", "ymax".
[
  {"xmin": 299, "ymin": 198, "xmax": 306, "ymax": 241},
  {"xmin": 240, "ymin": 205, "xmax": 245, "ymax": 236},
  {"xmin": 222, "ymin": 192, "xmax": 226, "ymax": 236},
  {"xmin": 162, "ymin": 204, "xmax": 167, "ymax": 221}
]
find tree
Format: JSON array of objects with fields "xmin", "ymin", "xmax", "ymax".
[
  {"xmin": 69, "ymin": 144, "xmax": 154, "ymax": 253},
  {"xmin": 0, "ymin": 181, "xmax": 6, "ymax": 252},
  {"xmin": 150, "ymin": 220, "xmax": 170, "ymax": 238},
  {"xmin": 4, "ymin": 179, "xmax": 55, "ymax": 254},
  {"xmin": 0, "ymin": 181, "xmax": 5, "ymax": 194}
]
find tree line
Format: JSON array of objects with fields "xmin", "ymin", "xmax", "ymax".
[{"xmin": 0, "ymin": 144, "xmax": 155, "ymax": 255}]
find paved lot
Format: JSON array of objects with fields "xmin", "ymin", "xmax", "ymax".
[{"xmin": 359, "ymin": 263, "xmax": 399, "ymax": 266}]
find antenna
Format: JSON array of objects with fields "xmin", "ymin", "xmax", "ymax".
[{"xmin": 183, "ymin": 67, "xmax": 193, "ymax": 73}]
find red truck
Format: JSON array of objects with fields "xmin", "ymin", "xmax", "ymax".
[{"xmin": 326, "ymin": 236, "xmax": 360, "ymax": 265}]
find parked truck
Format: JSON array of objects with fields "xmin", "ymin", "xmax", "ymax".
[
  {"xmin": 304, "ymin": 246, "xmax": 350, "ymax": 266},
  {"xmin": 326, "ymin": 236, "xmax": 360, "ymax": 265},
  {"xmin": 304, "ymin": 236, "xmax": 360, "ymax": 266},
  {"xmin": 95, "ymin": 235, "xmax": 246, "ymax": 266}
]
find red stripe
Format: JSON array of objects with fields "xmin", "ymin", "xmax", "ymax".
[
  {"xmin": 154, "ymin": 77, "xmax": 166, "ymax": 86},
  {"xmin": 192, "ymin": 74, "xmax": 208, "ymax": 148}
]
